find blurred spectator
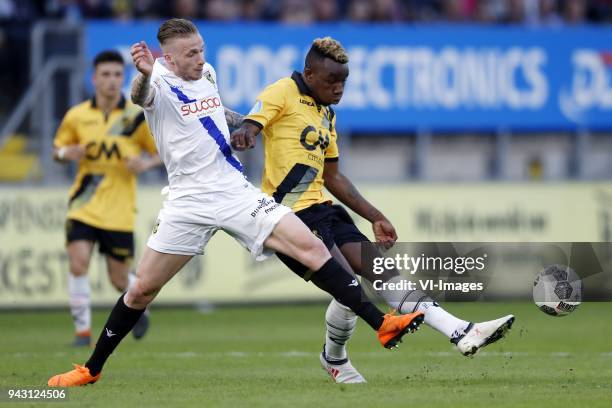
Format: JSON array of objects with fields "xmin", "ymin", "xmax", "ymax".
[
  {"xmin": 313, "ymin": 0, "xmax": 339, "ymax": 21},
  {"xmin": 533, "ymin": 0, "xmax": 563, "ymax": 26},
  {"xmin": 564, "ymin": 0, "xmax": 587, "ymax": 24},
  {"xmin": 475, "ymin": 0, "xmax": 498, "ymax": 23},
  {"xmin": 501, "ymin": 0, "xmax": 526, "ymax": 23},
  {"xmin": 242, "ymin": 0, "xmax": 266, "ymax": 21},
  {"xmin": 172, "ymin": 0, "xmax": 200, "ymax": 19},
  {"xmin": 279, "ymin": 0, "xmax": 314, "ymax": 24},
  {"xmin": 205, "ymin": 0, "xmax": 241, "ymax": 20},
  {"xmin": 0, "ymin": 0, "xmax": 610, "ymax": 27},
  {"xmin": 132, "ymin": 0, "xmax": 162, "ymax": 19},
  {"xmin": 79, "ymin": 0, "xmax": 113, "ymax": 19},
  {"xmin": 444, "ymin": 0, "xmax": 468, "ymax": 21},
  {"xmin": 112, "ymin": 0, "xmax": 133, "ymax": 20},
  {"xmin": 0, "ymin": 0, "xmax": 42, "ymax": 20},
  {"xmin": 589, "ymin": 0, "xmax": 612, "ymax": 23},
  {"xmin": 371, "ymin": 0, "xmax": 404, "ymax": 21},
  {"xmin": 0, "ymin": 0, "xmax": 14, "ymax": 19},
  {"xmin": 347, "ymin": 0, "xmax": 372, "ymax": 21},
  {"xmin": 403, "ymin": 0, "xmax": 443, "ymax": 22}
]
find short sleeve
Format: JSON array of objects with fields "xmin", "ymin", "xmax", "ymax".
[
  {"xmin": 53, "ymin": 109, "xmax": 78, "ymax": 148},
  {"xmin": 244, "ymin": 81, "xmax": 287, "ymax": 130},
  {"xmin": 325, "ymin": 111, "xmax": 339, "ymax": 161},
  {"xmin": 133, "ymin": 112, "xmax": 157, "ymax": 155},
  {"xmin": 142, "ymin": 77, "xmax": 159, "ymax": 111}
]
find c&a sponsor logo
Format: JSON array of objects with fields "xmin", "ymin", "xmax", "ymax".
[{"xmin": 180, "ymin": 96, "xmax": 221, "ymax": 116}]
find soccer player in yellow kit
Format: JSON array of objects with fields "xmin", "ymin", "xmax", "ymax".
[
  {"xmin": 232, "ymin": 37, "xmax": 515, "ymax": 383},
  {"xmin": 53, "ymin": 50, "xmax": 161, "ymax": 346}
]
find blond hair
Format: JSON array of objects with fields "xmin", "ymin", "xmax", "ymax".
[
  {"xmin": 310, "ymin": 37, "xmax": 348, "ymax": 64},
  {"xmin": 157, "ymin": 18, "xmax": 198, "ymax": 46}
]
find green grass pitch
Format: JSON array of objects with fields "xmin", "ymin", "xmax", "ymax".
[{"xmin": 1, "ymin": 302, "xmax": 611, "ymax": 407}]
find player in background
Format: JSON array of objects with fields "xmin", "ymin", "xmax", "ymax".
[
  {"xmin": 47, "ymin": 19, "xmax": 424, "ymax": 387},
  {"xmin": 53, "ymin": 50, "xmax": 161, "ymax": 346},
  {"xmin": 231, "ymin": 37, "xmax": 515, "ymax": 384}
]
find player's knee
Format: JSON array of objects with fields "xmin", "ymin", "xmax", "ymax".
[
  {"xmin": 126, "ymin": 280, "xmax": 159, "ymax": 307},
  {"xmin": 294, "ymin": 236, "xmax": 329, "ymax": 270},
  {"xmin": 69, "ymin": 258, "xmax": 89, "ymax": 276},
  {"xmin": 109, "ymin": 276, "xmax": 128, "ymax": 292}
]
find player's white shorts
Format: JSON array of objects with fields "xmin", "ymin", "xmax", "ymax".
[{"xmin": 147, "ymin": 183, "xmax": 292, "ymax": 261}]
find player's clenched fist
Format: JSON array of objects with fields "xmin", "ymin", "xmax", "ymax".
[
  {"xmin": 230, "ymin": 122, "xmax": 259, "ymax": 151},
  {"xmin": 130, "ymin": 41, "xmax": 154, "ymax": 76}
]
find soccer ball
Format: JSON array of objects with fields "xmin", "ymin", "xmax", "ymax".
[{"xmin": 532, "ymin": 264, "xmax": 582, "ymax": 317}]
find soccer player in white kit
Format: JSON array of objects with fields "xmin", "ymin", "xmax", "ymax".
[{"xmin": 47, "ymin": 18, "xmax": 425, "ymax": 387}]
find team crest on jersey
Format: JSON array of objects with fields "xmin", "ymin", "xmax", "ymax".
[
  {"xmin": 121, "ymin": 116, "xmax": 133, "ymax": 130},
  {"xmin": 203, "ymin": 71, "xmax": 215, "ymax": 86}
]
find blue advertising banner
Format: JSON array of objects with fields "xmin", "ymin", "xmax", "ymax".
[{"xmin": 86, "ymin": 22, "xmax": 612, "ymax": 131}]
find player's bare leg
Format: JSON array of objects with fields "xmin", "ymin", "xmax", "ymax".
[
  {"xmin": 106, "ymin": 256, "xmax": 129, "ymax": 292},
  {"xmin": 264, "ymin": 213, "xmax": 424, "ymax": 349},
  {"xmin": 67, "ymin": 240, "xmax": 95, "ymax": 346},
  {"xmin": 106, "ymin": 256, "xmax": 150, "ymax": 339},
  {"xmin": 48, "ymin": 248, "xmax": 192, "ymax": 387}
]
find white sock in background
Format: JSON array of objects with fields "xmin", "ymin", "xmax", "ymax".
[
  {"xmin": 127, "ymin": 271, "xmax": 149, "ymax": 317},
  {"xmin": 127, "ymin": 271, "xmax": 137, "ymax": 291},
  {"xmin": 68, "ymin": 274, "xmax": 91, "ymax": 334},
  {"xmin": 324, "ymin": 299, "xmax": 357, "ymax": 361}
]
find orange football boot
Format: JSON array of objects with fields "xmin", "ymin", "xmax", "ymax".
[
  {"xmin": 47, "ymin": 364, "xmax": 100, "ymax": 387},
  {"xmin": 377, "ymin": 312, "xmax": 424, "ymax": 349}
]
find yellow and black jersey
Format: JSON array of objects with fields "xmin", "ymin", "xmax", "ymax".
[
  {"xmin": 54, "ymin": 96, "xmax": 157, "ymax": 232},
  {"xmin": 244, "ymin": 71, "xmax": 338, "ymax": 212}
]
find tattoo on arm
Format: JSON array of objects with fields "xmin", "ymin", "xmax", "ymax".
[
  {"xmin": 131, "ymin": 74, "xmax": 152, "ymax": 107},
  {"xmin": 224, "ymin": 108, "xmax": 244, "ymax": 128}
]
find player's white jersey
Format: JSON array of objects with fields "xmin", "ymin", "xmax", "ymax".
[{"xmin": 144, "ymin": 58, "xmax": 246, "ymax": 200}]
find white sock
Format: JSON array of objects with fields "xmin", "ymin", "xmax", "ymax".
[
  {"xmin": 376, "ymin": 276, "xmax": 469, "ymax": 338},
  {"xmin": 68, "ymin": 274, "xmax": 91, "ymax": 334},
  {"xmin": 415, "ymin": 302, "xmax": 470, "ymax": 339},
  {"xmin": 324, "ymin": 299, "xmax": 357, "ymax": 362}
]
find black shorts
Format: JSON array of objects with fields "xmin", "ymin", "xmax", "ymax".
[
  {"xmin": 276, "ymin": 203, "xmax": 368, "ymax": 278},
  {"xmin": 65, "ymin": 219, "xmax": 134, "ymax": 262}
]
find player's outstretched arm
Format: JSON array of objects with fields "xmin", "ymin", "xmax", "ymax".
[
  {"xmin": 230, "ymin": 121, "xmax": 260, "ymax": 151},
  {"xmin": 130, "ymin": 41, "xmax": 155, "ymax": 107},
  {"xmin": 323, "ymin": 160, "xmax": 397, "ymax": 247},
  {"xmin": 224, "ymin": 108, "xmax": 244, "ymax": 129},
  {"xmin": 131, "ymin": 74, "xmax": 154, "ymax": 107}
]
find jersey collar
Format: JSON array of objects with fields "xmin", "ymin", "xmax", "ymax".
[
  {"xmin": 291, "ymin": 71, "xmax": 325, "ymax": 107},
  {"xmin": 90, "ymin": 95, "xmax": 126, "ymax": 110}
]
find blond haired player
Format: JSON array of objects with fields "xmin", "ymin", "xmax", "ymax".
[{"xmin": 47, "ymin": 19, "xmax": 425, "ymax": 387}]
